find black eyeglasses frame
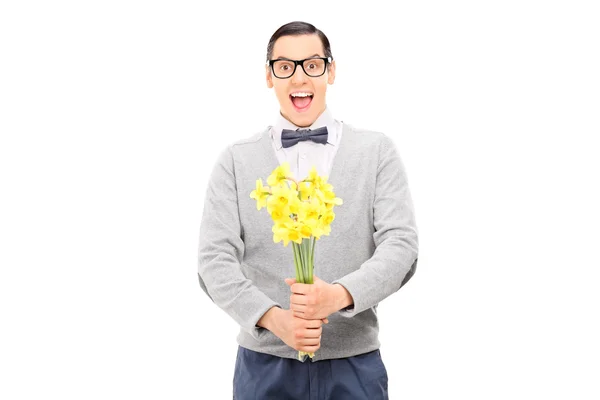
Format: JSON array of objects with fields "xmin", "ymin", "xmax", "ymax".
[{"xmin": 268, "ymin": 56, "xmax": 333, "ymax": 79}]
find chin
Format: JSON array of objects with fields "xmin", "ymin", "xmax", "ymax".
[
  {"xmin": 291, "ymin": 114, "xmax": 315, "ymax": 127},
  {"xmin": 292, "ymin": 107, "xmax": 322, "ymax": 125}
]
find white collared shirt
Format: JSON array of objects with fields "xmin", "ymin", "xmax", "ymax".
[{"xmin": 269, "ymin": 106, "xmax": 343, "ymax": 181}]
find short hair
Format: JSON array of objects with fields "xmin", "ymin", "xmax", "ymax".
[{"xmin": 266, "ymin": 21, "xmax": 333, "ymax": 63}]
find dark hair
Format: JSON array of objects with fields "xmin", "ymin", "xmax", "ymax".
[{"xmin": 266, "ymin": 21, "xmax": 333, "ymax": 63}]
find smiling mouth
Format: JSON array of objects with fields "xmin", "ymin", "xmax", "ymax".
[{"xmin": 290, "ymin": 93, "xmax": 313, "ymax": 111}]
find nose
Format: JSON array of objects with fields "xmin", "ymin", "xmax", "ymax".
[{"xmin": 291, "ymin": 64, "xmax": 308, "ymax": 84}]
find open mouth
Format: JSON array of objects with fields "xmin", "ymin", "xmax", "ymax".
[{"xmin": 290, "ymin": 92, "xmax": 313, "ymax": 112}]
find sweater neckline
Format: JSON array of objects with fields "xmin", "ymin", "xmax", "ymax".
[{"xmin": 260, "ymin": 123, "xmax": 353, "ymax": 191}]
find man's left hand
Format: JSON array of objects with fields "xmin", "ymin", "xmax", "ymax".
[{"xmin": 284, "ymin": 275, "xmax": 343, "ymax": 320}]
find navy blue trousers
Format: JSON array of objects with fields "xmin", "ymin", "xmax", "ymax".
[{"xmin": 233, "ymin": 346, "xmax": 389, "ymax": 400}]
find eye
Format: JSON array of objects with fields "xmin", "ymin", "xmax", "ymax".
[{"xmin": 275, "ymin": 61, "xmax": 294, "ymax": 72}]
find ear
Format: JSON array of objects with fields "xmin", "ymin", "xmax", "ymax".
[
  {"xmin": 327, "ymin": 60, "xmax": 336, "ymax": 85},
  {"xmin": 266, "ymin": 64, "xmax": 274, "ymax": 88}
]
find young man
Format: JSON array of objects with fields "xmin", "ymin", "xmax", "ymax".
[{"xmin": 197, "ymin": 21, "xmax": 418, "ymax": 399}]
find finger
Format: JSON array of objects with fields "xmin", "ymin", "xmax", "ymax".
[
  {"xmin": 306, "ymin": 319, "xmax": 323, "ymax": 329},
  {"xmin": 300, "ymin": 336, "xmax": 321, "ymax": 345},
  {"xmin": 290, "ymin": 282, "xmax": 309, "ymax": 295},
  {"xmin": 290, "ymin": 303, "xmax": 307, "ymax": 312},
  {"xmin": 303, "ymin": 328, "xmax": 322, "ymax": 338},
  {"xmin": 293, "ymin": 310, "xmax": 311, "ymax": 320},
  {"xmin": 284, "ymin": 278, "xmax": 296, "ymax": 286},
  {"xmin": 321, "ymin": 318, "xmax": 329, "ymax": 324},
  {"xmin": 299, "ymin": 345, "xmax": 320, "ymax": 353},
  {"xmin": 290, "ymin": 294, "xmax": 308, "ymax": 306},
  {"xmin": 294, "ymin": 310, "xmax": 322, "ymax": 321}
]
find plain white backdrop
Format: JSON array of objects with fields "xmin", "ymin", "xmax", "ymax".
[{"xmin": 1, "ymin": 1, "xmax": 599, "ymax": 399}]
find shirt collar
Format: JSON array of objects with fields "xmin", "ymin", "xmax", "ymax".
[{"xmin": 271, "ymin": 106, "xmax": 337, "ymax": 150}]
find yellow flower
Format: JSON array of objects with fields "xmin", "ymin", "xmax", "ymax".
[
  {"xmin": 319, "ymin": 183, "xmax": 343, "ymax": 210},
  {"xmin": 272, "ymin": 221, "xmax": 292, "ymax": 246},
  {"xmin": 252, "ymin": 162, "xmax": 343, "ymax": 362},
  {"xmin": 296, "ymin": 180, "xmax": 313, "ymax": 201},
  {"xmin": 321, "ymin": 210, "xmax": 335, "ymax": 225},
  {"xmin": 305, "ymin": 166, "xmax": 326, "ymax": 189},
  {"xmin": 297, "ymin": 200, "xmax": 320, "ymax": 226},
  {"xmin": 270, "ymin": 204, "xmax": 291, "ymax": 224},
  {"xmin": 298, "ymin": 222, "xmax": 312, "ymax": 239},
  {"xmin": 267, "ymin": 184, "xmax": 296, "ymax": 215},
  {"xmin": 288, "ymin": 192, "xmax": 302, "ymax": 216},
  {"xmin": 311, "ymin": 225, "xmax": 325, "ymax": 239},
  {"xmin": 288, "ymin": 222, "xmax": 304, "ymax": 244},
  {"xmin": 272, "ymin": 220, "xmax": 311, "ymax": 245},
  {"xmin": 249, "ymin": 179, "xmax": 270, "ymax": 210},
  {"xmin": 267, "ymin": 162, "xmax": 293, "ymax": 186},
  {"xmin": 320, "ymin": 222, "xmax": 332, "ymax": 236}
]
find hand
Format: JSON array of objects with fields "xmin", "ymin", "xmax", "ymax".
[
  {"xmin": 285, "ymin": 275, "xmax": 343, "ymax": 320},
  {"xmin": 271, "ymin": 308, "xmax": 327, "ymax": 353}
]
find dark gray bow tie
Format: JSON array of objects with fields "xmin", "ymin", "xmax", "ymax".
[{"xmin": 281, "ymin": 126, "xmax": 328, "ymax": 148}]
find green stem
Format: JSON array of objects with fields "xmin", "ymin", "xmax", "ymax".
[
  {"xmin": 292, "ymin": 242, "xmax": 301, "ymax": 281},
  {"xmin": 299, "ymin": 240, "xmax": 305, "ymax": 283},
  {"xmin": 295, "ymin": 242, "xmax": 305, "ymax": 284},
  {"xmin": 310, "ymin": 236, "xmax": 315, "ymax": 278},
  {"xmin": 293, "ymin": 242, "xmax": 299, "ymax": 282},
  {"xmin": 302, "ymin": 238, "xmax": 312, "ymax": 284}
]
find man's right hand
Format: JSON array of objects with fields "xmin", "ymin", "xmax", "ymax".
[{"xmin": 259, "ymin": 307, "xmax": 328, "ymax": 353}]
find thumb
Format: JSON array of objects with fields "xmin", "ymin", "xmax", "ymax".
[
  {"xmin": 284, "ymin": 278, "xmax": 296, "ymax": 286},
  {"xmin": 313, "ymin": 275, "xmax": 322, "ymax": 283}
]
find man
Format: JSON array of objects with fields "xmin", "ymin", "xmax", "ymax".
[{"xmin": 197, "ymin": 21, "xmax": 418, "ymax": 399}]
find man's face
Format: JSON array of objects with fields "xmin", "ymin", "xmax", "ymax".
[{"xmin": 266, "ymin": 34, "xmax": 336, "ymax": 127}]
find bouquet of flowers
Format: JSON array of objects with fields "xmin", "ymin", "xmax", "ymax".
[{"xmin": 250, "ymin": 162, "xmax": 343, "ymax": 361}]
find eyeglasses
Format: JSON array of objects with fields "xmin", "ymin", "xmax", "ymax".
[{"xmin": 268, "ymin": 57, "xmax": 332, "ymax": 79}]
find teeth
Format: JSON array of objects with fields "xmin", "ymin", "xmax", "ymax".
[{"xmin": 291, "ymin": 92, "xmax": 313, "ymax": 97}]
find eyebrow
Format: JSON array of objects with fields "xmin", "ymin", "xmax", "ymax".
[{"xmin": 272, "ymin": 53, "xmax": 323, "ymax": 60}]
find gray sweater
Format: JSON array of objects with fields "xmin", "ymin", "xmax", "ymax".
[{"xmin": 197, "ymin": 122, "xmax": 419, "ymax": 361}]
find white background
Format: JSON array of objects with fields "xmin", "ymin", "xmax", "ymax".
[{"xmin": 1, "ymin": 1, "xmax": 599, "ymax": 399}]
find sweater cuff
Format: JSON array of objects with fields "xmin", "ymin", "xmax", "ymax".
[
  {"xmin": 249, "ymin": 303, "xmax": 282, "ymax": 340},
  {"xmin": 330, "ymin": 279, "xmax": 361, "ymax": 318}
]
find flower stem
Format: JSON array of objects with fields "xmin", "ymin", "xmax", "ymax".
[
  {"xmin": 293, "ymin": 242, "xmax": 305, "ymax": 284},
  {"xmin": 292, "ymin": 242, "xmax": 301, "ymax": 281},
  {"xmin": 300, "ymin": 238, "xmax": 312, "ymax": 284},
  {"xmin": 310, "ymin": 236, "xmax": 315, "ymax": 278},
  {"xmin": 294, "ymin": 238, "xmax": 317, "ymax": 361}
]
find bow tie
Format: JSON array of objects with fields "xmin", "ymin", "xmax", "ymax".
[{"xmin": 281, "ymin": 126, "xmax": 328, "ymax": 148}]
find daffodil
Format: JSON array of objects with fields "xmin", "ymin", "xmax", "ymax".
[
  {"xmin": 288, "ymin": 192, "xmax": 302, "ymax": 216},
  {"xmin": 299, "ymin": 223, "xmax": 312, "ymax": 240},
  {"xmin": 269, "ymin": 205, "xmax": 286, "ymax": 222},
  {"xmin": 321, "ymin": 211, "xmax": 335, "ymax": 225},
  {"xmin": 267, "ymin": 184, "xmax": 296, "ymax": 214},
  {"xmin": 297, "ymin": 181, "xmax": 314, "ymax": 201},
  {"xmin": 267, "ymin": 162, "xmax": 293, "ymax": 186},
  {"xmin": 288, "ymin": 225, "xmax": 303, "ymax": 245},
  {"xmin": 272, "ymin": 221, "xmax": 293, "ymax": 246},
  {"xmin": 250, "ymin": 163, "xmax": 343, "ymax": 362},
  {"xmin": 297, "ymin": 200, "xmax": 320, "ymax": 227},
  {"xmin": 249, "ymin": 179, "xmax": 270, "ymax": 210}
]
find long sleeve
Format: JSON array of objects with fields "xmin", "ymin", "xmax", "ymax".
[
  {"xmin": 332, "ymin": 134, "xmax": 419, "ymax": 317},
  {"xmin": 197, "ymin": 144, "xmax": 281, "ymax": 339}
]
